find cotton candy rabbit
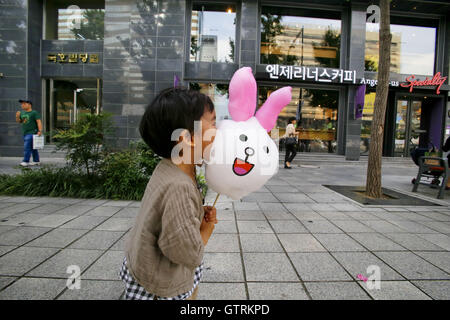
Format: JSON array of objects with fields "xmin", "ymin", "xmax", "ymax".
[{"xmin": 205, "ymin": 67, "xmax": 292, "ymax": 200}]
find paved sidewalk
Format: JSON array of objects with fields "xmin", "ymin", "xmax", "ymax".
[{"xmin": 0, "ymin": 162, "xmax": 449, "ymax": 300}]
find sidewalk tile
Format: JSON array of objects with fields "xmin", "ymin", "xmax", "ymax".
[
  {"xmin": 278, "ymin": 234, "xmax": 326, "ymax": 252},
  {"xmin": 316, "ymin": 211, "xmax": 352, "ymax": 221},
  {"xmin": 202, "ymin": 253, "xmax": 244, "ymax": 282},
  {"xmin": 216, "ymin": 209, "xmax": 235, "ymax": 221},
  {"xmin": 197, "ymin": 283, "xmax": 247, "ymax": 300},
  {"xmin": 235, "ymin": 210, "xmax": 266, "ymax": 221},
  {"xmin": 389, "ymin": 220, "xmax": 440, "ymax": 233},
  {"xmin": 237, "ymin": 221, "xmax": 273, "ymax": 234},
  {"xmin": 0, "ymin": 276, "xmax": 16, "ymax": 290},
  {"xmin": 303, "ymin": 220, "xmax": 343, "ymax": 234},
  {"xmin": 26, "ymin": 229, "xmax": 88, "ymax": 248},
  {"xmin": 313, "ymin": 234, "xmax": 367, "ymax": 252},
  {"xmin": 360, "ymin": 220, "xmax": 408, "ymax": 233},
  {"xmin": 68, "ymin": 231, "xmax": 125, "ymax": 250},
  {"xmin": 205, "ymin": 234, "xmax": 240, "ymax": 253},
  {"xmin": 83, "ymin": 251, "xmax": 125, "ymax": 280},
  {"xmin": 0, "ymin": 226, "xmax": 51, "ymax": 246},
  {"xmin": 413, "ymin": 252, "xmax": 450, "ymax": 274},
  {"xmin": 274, "ymin": 193, "xmax": 315, "ymax": 203},
  {"xmin": 247, "ymin": 282, "xmax": 309, "ymax": 300},
  {"xmin": 411, "ymin": 281, "xmax": 450, "ymax": 300},
  {"xmin": 266, "ymin": 185, "xmax": 300, "ymax": 193},
  {"xmin": 331, "ymin": 203, "xmax": 362, "ymax": 211},
  {"xmin": 263, "ymin": 210, "xmax": 296, "ymax": 220},
  {"xmin": 269, "ymin": 220, "xmax": 308, "ymax": 233},
  {"xmin": 59, "ymin": 216, "xmax": 108, "ymax": 230},
  {"xmin": 0, "ymin": 203, "xmax": 42, "ymax": 214},
  {"xmin": 331, "ymin": 252, "xmax": 404, "ymax": 280},
  {"xmin": 415, "ymin": 234, "xmax": 450, "ymax": 251},
  {"xmin": 0, "ymin": 246, "xmax": 17, "ymax": 257},
  {"xmin": 214, "ymin": 221, "xmax": 238, "ymax": 234},
  {"xmin": 0, "ymin": 226, "xmax": 16, "ymax": 235},
  {"xmin": 53, "ymin": 205, "xmax": 96, "ymax": 216},
  {"xmin": 362, "ymin": 281, "xmax": 431, "ymax": 300},
  {"xmin": 292, "ymin": 211, "xmax": 325, "ymax": 221},
  {"xmin": 26, "ymin": 248, "xmax": 103, "ymax": 278},
  {"xmin": 384, "ymin": 233, "xmax": 446, "ymax": 251},
  {"xmin": 419, "ymin": 221, "xmax": 450, "ymax": 234},
  {"xmin": 101, "ymin": 200, "xmax": 133, "ymax": 207},
  {"xmin": 58, "ymin": 280, "xmax": 124, "ymax": 300},
  {"xmin": 0, "ymin": 247, "xmax": 59, "ymax": 276},
  {"xmin": 240, "ymin": 234, "xmax": 283, "ymax": 252},
  {"xmin": 84, "ymin": 206, "xmax": 122, "ymax": 217},
  {"xmin": 288, "ymin": 252, "xmax": 352, "ymax": 281},
  {"xmin": 26, "ymin": 204, "xmax": 68, "ymax": 214},
  {"xmin": 233, "ymin": 202, "xmax": 260, "ymax": 211},
  {"xmin": 112, "ymin": 207, "xmax": 140, "ymax": 219},
  {"xmin": 0, "ymin": 278, "xmax": 66, "ymax": 300},
  {"xmin": 27, "ymin": 214, "xmax": 77, "ymax": 228},
  {"xmin": 305, "ymin": 282, "xmax": 371, "ymax": 300},
  {"xmin": 243, "ymin": 253, "xmax": 298, "ymax": 281},
  {"xmin": 331, "ymin": 220, "xmax": 375, "ymax": 233},
  {"xmin": 0, "ymin": 213, "xmax": 48, "ymax": 226},
  {"xmin": 374, "ymin": 251, "xmax": 450, "ymax": 280},
  {"xmin": 94, "ymin": 218, "xmax": 134, "ymax": 232},
  {"xmin": 242, "ymin": 193, "xmax": 278, "ymax": 203},
  {"xmin": 348, "ymin": 233, "xmax": 406, "ymax": 251}
]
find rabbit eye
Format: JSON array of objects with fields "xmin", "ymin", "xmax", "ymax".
[
  {"xmin": 239, "ymin": 134, "xmax": 248, "ymax": 142},
  {"xmin": 264, "ymin": 146, "xmax": 269, "ymax": 154}
]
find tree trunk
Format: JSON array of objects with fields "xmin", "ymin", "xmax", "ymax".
[{"xmin": 365, "ymin": 0, "xmax": 391, "ymax": 198}]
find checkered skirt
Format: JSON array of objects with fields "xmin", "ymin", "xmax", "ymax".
[{"xmin": 119, "ymin": 257, "xmax": 204, "ymax": 300}]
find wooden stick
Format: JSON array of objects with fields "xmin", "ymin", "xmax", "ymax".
[{"xmin": 212, "ymin": 193, "xmax": 220, "ymax": 208}]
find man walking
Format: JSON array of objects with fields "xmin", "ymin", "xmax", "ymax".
[{"xmin": 15, "ymin": 99, "xmax": 42, "ymax": 167}]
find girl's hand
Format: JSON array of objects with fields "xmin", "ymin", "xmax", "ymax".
[{"xmin": 203, "ymin": 206, "xmax": 218, "ymax": 224}]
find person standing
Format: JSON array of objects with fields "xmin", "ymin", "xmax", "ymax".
[
  {"xmin": 15, "ymin": 99, "xmax": 42, "ymax": 167},
  {"xmin": 284, "ymin": 117, "xmax": 298, "ymax": 169}
]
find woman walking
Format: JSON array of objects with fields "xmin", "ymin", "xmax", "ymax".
[{"xmin": 284, "ymin": 117, "xmax": 298, "ymax": 169}]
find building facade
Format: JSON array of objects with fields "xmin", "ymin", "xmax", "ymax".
[{"xmin": 1, "ymin": 0, "xmax": 450, "ymax": 160}]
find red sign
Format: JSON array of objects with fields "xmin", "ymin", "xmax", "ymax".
[{"xmin": 400, "ymin": 72, "xmax": 447, "ymax": 94}]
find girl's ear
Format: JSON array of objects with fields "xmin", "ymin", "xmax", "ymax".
[
  {"xmin": 255, "ymin": 86, "xmax": 292, "ymax": 132},
  {"xmin": 228, "ymin": 67, "xmax": 257, "ymax": 122}
]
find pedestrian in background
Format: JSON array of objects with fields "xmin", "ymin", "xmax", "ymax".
[
  {"xmin": 15, "ymin": 99, "xmax": 42, "ymax": 167},
  {"xmin": 284, "ymin": 117, "xmax": 298, "ymax": 169}
]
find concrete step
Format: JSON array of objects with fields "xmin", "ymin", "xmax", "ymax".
[
  {"xmin": 279, "ymin": 152, "xmax": 416, "ymax": 166},
  {"xmin": 38, "ymin": 144, "xmax": 67, "ymax": 159}
]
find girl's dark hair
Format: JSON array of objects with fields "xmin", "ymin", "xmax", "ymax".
[
  {"xmin": 139, "ymin": 87, "xmax": 214, "ymax": 158},
  {"xmin": 288, "ymin": 117, "xmax": 297, "ymax": 124}
]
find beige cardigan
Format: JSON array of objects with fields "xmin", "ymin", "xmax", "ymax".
[{"xmin": 125, "ymin": 158, "xmax": 205, "ymax": 297}]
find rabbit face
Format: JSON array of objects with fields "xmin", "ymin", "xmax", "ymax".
[
  {"xmin": 204, "ymin": 67, "xmax": 291, "ymax": 200},
  {"xmin": 205, "ymin": 117, "xmax": 278, "ymax": 200}
]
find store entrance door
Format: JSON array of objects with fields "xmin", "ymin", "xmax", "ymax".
[
  {"xmin": 45, "ymin": 79, "xmax": 101, "ymax": 142},
  {"xmin": 394, "ymin": 95, "xmax": 444, "ymax": 157}
]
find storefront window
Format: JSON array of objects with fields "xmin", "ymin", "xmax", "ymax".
[
  {"xmin": 260, "ymin": 6, "xmax": 341, "ymax": 67},
  {"xmin": 365, "ymin": 22, "xmax": 437, "ymax": 75},
  {"xmin": 360, "ymin": 91, "xmax": 376, "ymax": 155},
  {"xmin": 190, "ymin": 3, "xmax": 236, "ymax": 63},
  {"xmin": 258, "ymin": 86, "xmax": 339, "ymax": 153},
  {"xmin": 45, "ymin": 1, "xmax": 104, "ymax": 40},
  {"xmin": 189, "ymin": 83, "xmax": 230, "ymax": 121}
]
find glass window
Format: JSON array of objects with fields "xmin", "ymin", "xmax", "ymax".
[
  {"xmin": 189, "ymin": 83, "xmax": 230, "ymax": 121},
  {"xmin": 365, "ymin": 21, "xmax": 437, "ymax": 75},
  {"xmin": 45, "ymin": 1, "xmax": 105, "ymax": 40},
  {"xmin": 190, "ymin": 3, "xmax": 236, "ymax": 63},
  {"xmin": 360, "ymin": 90, "xmax": 376, "ymax": 155},
  {"xmin": 260, "ymin": 6, "xmax": 341, "ymax": 67},
  {"xmin": 258, "ymin": 86, "xmax": 339, "ymax": 153}
]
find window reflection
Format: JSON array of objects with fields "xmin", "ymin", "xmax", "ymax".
[
  {"xmin": 365, "ymin": 23, "xmax": 436, "ymax": 75},
  {"xmin": 360, "ymin": 91, "xmax": 376, "ymax": 155},
  {"xmin": 189, "ymin": 83, "xmax": 230, "ymax": 121},
  {"xmin": 258, "ymin": 86, "xmax": 339, "ymax": 153},
  {"xmin": 260, "ymin": 7, "xmax": 341, "ymax": 68},
  {"xmin": 191, "ymin": 4, "xmax": 236, "ymax": 63}
]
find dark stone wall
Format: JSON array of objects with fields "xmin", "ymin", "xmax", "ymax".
[
  {"xmin": 0, "ymin": 0, "xmax": 30, "ymax": 156},
  {"xmin": 102, "ymin": 0, "xmax": 187, "ymax": 149}
]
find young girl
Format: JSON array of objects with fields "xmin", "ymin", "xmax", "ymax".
[{"xmin": 120, "ymin": 87, "xmax": 218, "ymax": 300}]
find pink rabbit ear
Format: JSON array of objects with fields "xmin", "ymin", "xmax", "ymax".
[
  {"xmin": 255, "ymin": 86, "xmax": 292, "ymax": 132},
  {"xmin": 228, "ymin": 67, "xmax": 257, "ymax": 121}
]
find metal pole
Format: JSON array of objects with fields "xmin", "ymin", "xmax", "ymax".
[{"xmin": 73, "ymin": 90, "xmax": 77, "ymax": 123}]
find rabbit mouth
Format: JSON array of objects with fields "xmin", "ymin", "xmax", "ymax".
[{"xmin": 232, "ymin": 157, "xmax": 254, "ymax": 176}]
